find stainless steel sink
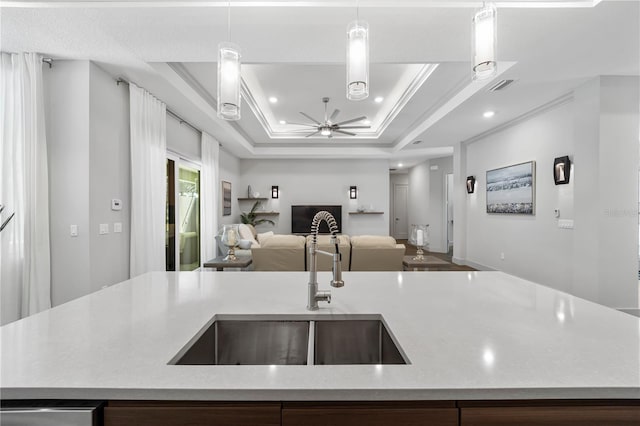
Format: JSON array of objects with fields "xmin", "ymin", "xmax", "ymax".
[
  {"xmin": 170, "ymin": 315, "xmax": 407, "ymax": 366},
  {"xmin": 172, "ymin": 319, "xmax": 310, "ymax": 365},
  {"xmin": 313, "ymin": 319, "xmax": 406, "ymax": 365}
]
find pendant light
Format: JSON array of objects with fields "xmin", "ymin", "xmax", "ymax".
[
  {"xmin": 346, "ymin": 0, "xmax": 369, "ymax": 101},
  {"xmin": 472, "ymin": 2, "xmax": 497, "ymax": 81},
  {"xmin": 217, "ymin": 1, "xmax": 241, "ymax": 120}
]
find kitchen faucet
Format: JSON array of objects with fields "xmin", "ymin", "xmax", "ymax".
[{"xmin": 307, "ymin": 211, "xmax": 344, "ymax": 310}]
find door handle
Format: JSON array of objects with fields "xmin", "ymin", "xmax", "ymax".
[{"xmin": 395, "ymin": 218, "xmax": 399, "ymax": 220}]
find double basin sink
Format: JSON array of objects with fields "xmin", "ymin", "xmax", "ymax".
[{"xmin": 170, "ymin": 315, "xmax": 407, "ymax": 366}]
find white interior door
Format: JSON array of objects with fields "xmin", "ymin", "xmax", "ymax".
[
  {"xmin": 393, "ymin": 184, "xmax": 409, "ymax": 239},
  {"xmin": 446, "ymin": 173, "xmax": 454, "ymax": 251}
]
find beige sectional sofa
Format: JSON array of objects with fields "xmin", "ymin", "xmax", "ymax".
[
  {"xmin": 349, "ymin": 235, "xmax": 407, "ymax": 271},
  {"xmin": 251, "ymin": 233, "xmax": 404, "ymax": 272},
  {"xmin": 214, "ymin": 224, "xmax": 406, "ymax": 271},
  {"xmin": 251, "ymin": 234, "xmax": 306, "ymax": 271},
  {"xmin": 305, "ymin": 234, "xmax": 351, "ymax": 272}
]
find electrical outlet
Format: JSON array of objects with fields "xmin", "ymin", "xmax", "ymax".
[
  {"xmin": 114, "ymin": 222, "xmax": 122, "ymax": 233},
  {"xmin": 70, "ymin": 225, "xmax": 78, "ymax": 237}
]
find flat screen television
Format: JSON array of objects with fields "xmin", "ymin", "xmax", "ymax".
[{"xmin": 291, "ymin": 205, "xmax": 342, "ymax": 234}]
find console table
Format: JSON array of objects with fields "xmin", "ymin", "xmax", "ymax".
[
  {"xmin": 203, "ymin": 256, "xmax": 252, "ymax": 271},
  {"xmin": 403, "ymin": 255, "xmax": 451, "ymax": 271}
]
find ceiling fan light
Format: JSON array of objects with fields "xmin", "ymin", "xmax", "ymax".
[
  {"xmin": 346, "ymin": 20, "xmax": 369, "ymax": 101},
  {"xmin": 217, "ymin": 42, "xmax": 242, "ymax": 120},
  {"xmin": 321, "ymin": 127, "xmax": 332, "ymax": 136},
  {"xmin": 472, "ymin": 2, "xmax": 497, "ymax": 81}
]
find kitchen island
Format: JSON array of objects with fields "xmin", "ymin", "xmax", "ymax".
[{"xmin": 1, "ymin": 271, "xmax": 639, "ymax": 424}]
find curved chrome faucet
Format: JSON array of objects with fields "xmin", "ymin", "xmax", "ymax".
[{"xmin": 307, "ymin": 211, "xmax": 344, "ymax": 310}]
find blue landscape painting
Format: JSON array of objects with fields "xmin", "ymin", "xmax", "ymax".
[{"xmin": 486, "ymin": 161, "xmax": 535, "ymax": 214}]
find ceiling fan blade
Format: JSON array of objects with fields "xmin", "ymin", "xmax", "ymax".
[
  {"xmin": 299, "ymin": 112, "xmax": 322, "ymax": 125},
  {"xmin": 287, "ymin": 122, "xmax": 318, "ymax": 127},
  {"xmin": 336, "ymin": 125, "xmax": 371, "ymax": 129},
  {"xmin": 333, "ymin": 129, "xmax": 357, "ymax": 136},
  {"xmin": 305, "ymin": 130, "xmax": 321, "ymax": 138},
  {"xmin": 334, "ymin": 116, "xmax": 367, "ymax": 126},
  {"xmin": 329, "ymin": 109, "xmax": 340, "ymax": 121}
]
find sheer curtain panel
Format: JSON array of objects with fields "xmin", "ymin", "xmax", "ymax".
[
  {"xmin": 0, "ymin": 52, "xmax": 52, "ymax": 325},
  {"xmin": 129, "ymin": 83, "xmax": 167, "ymax": 277},
  {"xmin": 201, "ymin": 132, "xmax": 220, "ymax": 263}
]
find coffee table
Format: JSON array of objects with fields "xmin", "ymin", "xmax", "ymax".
[
  {"xmin": 402, "ymin": 255, "xmax": 451, "ymax": 271},
  {"xmin": 203, "ymin": 256, "xmax": 252, "ymax": 271}
]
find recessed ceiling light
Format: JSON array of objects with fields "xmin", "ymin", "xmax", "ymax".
[
  {"xmin": 279, "ymin": 120, "xmax": 286, "ymax": 125},
  {"xmin": 363, "ymin": 120, "xmax": 371, "ymax": 125},
  {"xmin": 398, "ymin": 163, "xmax": 403, "ymax": 168},
  {"xmin": 374, "ymin": 96, "xmax": 384, "ymax": 103},
  {"xmin": 269, "ymin": 97, "xmax": 278, "ymax": 104},
  {"xmin": 483, "ymin": 110, "xmax": 495, "ymax": 118}
]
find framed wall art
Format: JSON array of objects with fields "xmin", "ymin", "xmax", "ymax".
[
  {"xmin": 486, "ymin": 161, "xmax": 535, "ymax": 215},
  {"xmin": 222, "ymin": 181, "xmax": 232, "ymax": 216}
]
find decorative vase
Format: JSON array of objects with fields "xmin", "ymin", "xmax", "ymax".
[
  {"xmin": 221, "ymin": 224, "xmax": 239, "ymax": 261},
  {"xmin": 409, "ymin": 224, "xmax": 429, "ymax": 261}
]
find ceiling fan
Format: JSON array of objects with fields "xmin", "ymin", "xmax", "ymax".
[{"xmin": 290, "ymin": 97, "xmax": 370, "ymax": 138}]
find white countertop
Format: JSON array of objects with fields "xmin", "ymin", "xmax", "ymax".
[{"xmin": 1, "ymin": 271, "xmax": 639, "ymax": 401}]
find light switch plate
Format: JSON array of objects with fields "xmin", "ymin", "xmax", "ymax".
[
  {"xmin": 114, "ymin": 222, "xmax": 122, "ymax": 233},
  {"xmin": 70, "ymin": 225, "xmax": 78, "ymax": 237},
  {"xmin": 558, "ymin": 219, "xmax": 574, "ymax": 229},
  {"xmin": 99, "ymin": 223, "xmax": 109, "ymax": 235}
]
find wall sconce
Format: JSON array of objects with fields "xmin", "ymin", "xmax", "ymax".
[
  {"xmin": 553, "ymin": 156, "xmax": 571, "ymax": 185},
  {"xmin": 466, "ymin": 176, "xmax": 476, "ymax": 194},
  {"xmin": 350, "ymin": 186, "xmax": 358, "ymax": 199},
  {"xmin": 271, "ymin": 185, "xmax": 279, "ymax": 199}
]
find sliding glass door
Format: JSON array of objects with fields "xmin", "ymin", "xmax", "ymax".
[{"xmin": 166, "ymin": 156, "xmax": 201, "ymax": 271}]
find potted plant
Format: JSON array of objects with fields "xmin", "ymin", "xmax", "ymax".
[{"xmin": 240, "ymin": 200, "xmax": 275, "ymax": 227}]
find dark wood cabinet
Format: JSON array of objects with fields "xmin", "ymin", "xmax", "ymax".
[
  {"xmin": 104, "ymin": 401, "xmax": 281, "ymax": 426},
  {"xmin": 459, "ymin": 400, "xmax": 640, "ymax": 426},
  {"xmin": 282, "ymin": 402, "xmax": 458, "ymax": 426},
  {"xmin": 104, "ymin": 399, "xmax": 640, "ymax": 426}
]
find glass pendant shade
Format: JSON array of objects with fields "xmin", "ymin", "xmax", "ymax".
[
  {"xmin": 217, "ymin": 42, "xmax": 241, "ymax": 120},
  {"xmin": 472, "ymin": 3, "xmax": 497, "ymax": 80},
  {"xmin": 346, "ymin": 20, "xmax": 369, "ymax": 101}
]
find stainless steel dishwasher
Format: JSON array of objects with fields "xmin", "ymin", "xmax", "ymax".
[{"xmin": 0, "ymin": 400, "xmax": 104, "ymax": 425}]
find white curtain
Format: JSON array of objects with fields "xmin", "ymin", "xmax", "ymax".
[
  {"xmin": 0, "ymin": 52, "xmax": 51, "ymax": 325},
  {"xmin": 201, "ymin": 132, "xmax": 220, "ymax": 263},
  {"xmin": 129, "ymin": 83, "xmax": 167, "ymax": 277}
]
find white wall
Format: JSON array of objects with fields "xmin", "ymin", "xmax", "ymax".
[
  {"xmin": 457, "ymin": 76, "xmax": 639, "ymax": 309},
  {"xmin": 45, "ymin": 61, "xmax": 131, "ymax": 305},
  {"xmin": 428, "ymin": 156, "xmax": 453, "ymax": 253},
  {"xmin": 239, "ymin": 159, "xmax": 390, "ymax": 235},
  {"xmin": 88, "ymin": 63, "xmax": 131, "ymax": 291},
  {"xmin": 218, "ymin": 148, "xmax": 241, "ymax": 226},
  {"xmin": 405, "ymin": 157, "xmax": 453, "ymax": 252},
  {"xmin": 464, "ymin": 100, "xmax": 575, "ymax": 291},
  {"xmin": 167, "ymin": 114, "xmax": 201, "ymax": 162},
  {"xmin": 408, "ymin": 162, "xmax": 430, "ymax": 235},
  {"xmin": 44, "ymin": 61, "xmax": 92, "ymax": 306},
  {"xmin": 574, "ymin": 77, "xmax": 640, "ymax": 308}
]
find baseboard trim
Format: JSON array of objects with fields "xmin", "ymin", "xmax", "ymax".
[{"xmin": 452, "ymin": 257, "xmax": 496, "ymax": 271}]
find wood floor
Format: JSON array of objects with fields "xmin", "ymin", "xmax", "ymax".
[{"xmin": 397, "ymin": 240, "xmax": 477, "ymax": 272}]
